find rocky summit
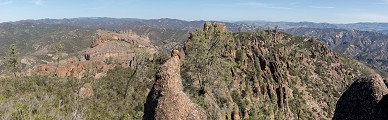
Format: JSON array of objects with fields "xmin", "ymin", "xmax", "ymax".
[
  {"xmin": 143, "ymin": 50, "xmax": 206, "ymax": 120},
  {"xmin": 333, "ymin": 74, "xmax": 388, "ymax": 120}
]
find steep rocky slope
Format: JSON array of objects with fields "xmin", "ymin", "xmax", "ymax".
[
  {"xmin": 285, "ymin": 28, "xmax": 388, "ymax": 72},
  {"xmin": 143, "ymin": 53, "xmax": 206, "ymax": 120},
  {"xmin": 333, "ymin": 74, "xmax": 388, "ymax": 120},
  {"xmin": 180, "ymin": 22, "xmax": 379, "ymax": 119}
]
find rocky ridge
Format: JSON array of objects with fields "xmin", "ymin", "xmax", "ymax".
[
  {"xmin": 181, "ymin": 22, "xmax": 378, "ymax": 119},
  {"xmin": 32, "ymin": 29, "xmax": 156, "ymax": 78},
  {"xmin": 143, "ymin": 51, "xmax": 206, "ymax": 120}
]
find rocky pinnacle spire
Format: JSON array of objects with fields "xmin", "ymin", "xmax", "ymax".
[{"xmin": 143, "ymin": 50, "xmax": 206, "ymax": 120}]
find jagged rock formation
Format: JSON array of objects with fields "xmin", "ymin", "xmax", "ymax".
[
  {"xmin": 91, "ymin": 29, "xmax": 153, "ymax": 48},
  {"xmin": 32, "ymin": 59, "xmax": 111, "ymax": 78},
  {"xmin": 143, "ymin": 51, "xmax": 206, "ymax": 120},
  {"xmin": 31, "ymin": 29, "xmax": 156, "ymax": 78},
  {"xmin": 204, "ymin": 22, "xmax": 227, "ymax": 33},
  {"xmin": 333, "ymin": 74, "xmax": 388, "ymax": 120},
  {"xmin": 181, "ymin": 22, "xmax": 378, "ymax": 119}
]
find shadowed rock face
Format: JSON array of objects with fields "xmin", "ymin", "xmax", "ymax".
[
  {"xmin": 377, "ymin": 95, "xmax": 388, "ymax": 119},
  {"xmin": 333, "ymin": 74, "xmax": 388, "ymax": 120},
  {"xmin": 143, "ymin": 55, "xmax": 206, "ymax": 120}
]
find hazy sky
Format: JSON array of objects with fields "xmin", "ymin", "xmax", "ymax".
[{"xmin": 1, "ymin": 0, "xmax": 388, "ymax": 23}]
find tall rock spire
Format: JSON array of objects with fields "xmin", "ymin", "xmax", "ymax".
[{"xmin": 143, "ymin": 50, "xmax": 207, "ymax": 120}]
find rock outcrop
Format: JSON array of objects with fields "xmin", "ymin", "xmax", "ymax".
[
  {"xmin": 31, "ymin": 29, "xmax": 157, "ymax": 78},
  {"xmin": 91, "ymin": 29, "xmax": 152, "ymax": 48},
  {"xmin": 143, "ymin": 51, "xmax": 206, "ymax": 120},
  {"xmin": 204, "ymin": 22, "xmax": 227, "ymax": 33},
  {"xmin": 79, "ymin": 83, "xmax": 94, "ymax": 99},
  {"xmin": 333, "ymin": 74, "xmax": 388, "ymax": 120}
]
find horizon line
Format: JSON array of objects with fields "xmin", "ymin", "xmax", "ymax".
[{"xmin": 1, "ymin": 17, "xmax": 388, "ymax": 24}]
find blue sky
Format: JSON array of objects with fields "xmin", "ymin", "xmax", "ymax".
[{"xmin": 1, "ymin": 0, "xmax": 388, "ymax": 23}]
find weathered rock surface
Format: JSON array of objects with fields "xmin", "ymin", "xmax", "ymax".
[
  {"xmin": 79, "ymin": 83, "xmax": 94, "ymax": 99},
  {"xmin": 333, "ymin": 74, "xmax": 388, "ymax": 120},
  {"xmin": 204, "ymin": 22, "xmax": 227, "ymax": 33},
  {"xmin": 31, "ymin": 29, "xmax": 156, "ymax": 78},
  {"xmin": 91, "ymin": 29, "xmax": 152, "ymax": 48},
  {"xmin": 180, "ymin": 23, "xmax": 379, "ymax": 119},
  {"xmin": 143, "ymin": 53, "xmax": 206, "ymax": 120}
]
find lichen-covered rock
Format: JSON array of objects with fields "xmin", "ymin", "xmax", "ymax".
[
  {"xmin": 333, "ymin": 74, "xmax": 388, "ymax": 120},
  {"xmin": 143, "ymin": 56, "xmax": 206, "ymax": 120}
]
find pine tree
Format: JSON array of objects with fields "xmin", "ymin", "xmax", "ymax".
[{"xmin": 6, "ymin": 44, "xmax": 20, "ymax": 77}]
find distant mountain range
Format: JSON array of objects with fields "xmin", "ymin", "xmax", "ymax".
[
  {"xmin": 284, "ymin": 28, "xmax": 388, "ymax": 72},
  {"xmin": 235, "ymin": 21, "xmax": 388, "ymax": 33},
  {"xmin": 17, "ymin": 18, "xmax": 253, "ymax": 32},
  {"xmin": 15, "ymin": 18, "xmax": 388, "ymax": 33}
]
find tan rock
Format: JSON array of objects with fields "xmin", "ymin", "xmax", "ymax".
[
  {"xmin": 203, "ymin": 22, "xmax": 212, "ymax": 31},
  {"xmin": 143, "ymin": 57, "xmax": 207, "ymax": 120},
  {"xmin": 171, "ymin": 49, "xmax": 180, "ymax": 58},
  {"xmin": 55, "ymin": 66, "xmax": 68, "ymax": 77},
  {"xmin": 203, "ymin": 22, "xmax": 227, "ymax": 33},
  {"xmin": 79, "ymin": 83, "xmax": 94, "ymax": 99},
  {"xmin": 232, "ymin": 107, "xmax": 240, "ymax": 120},
  {"xmin": 214, "ymin": 22, "xmax": 227, "ymax": 32}
]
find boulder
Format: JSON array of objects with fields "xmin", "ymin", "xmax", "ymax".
[
  {"xmin": 333, "ymin": 74, "xmax": 388, "ymax": 120},
  {"xmin": 79, "ymin": 83, "xmax": 94, "ymax": 99}
]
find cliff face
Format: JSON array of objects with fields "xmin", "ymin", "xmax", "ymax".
[
  {"xmin": 333, "ymin": 74, "xmax": 388, "ymax": 120},
  {"xmin": 143, "ymin": 52, "xmax": 206, "ymax": 120}
]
